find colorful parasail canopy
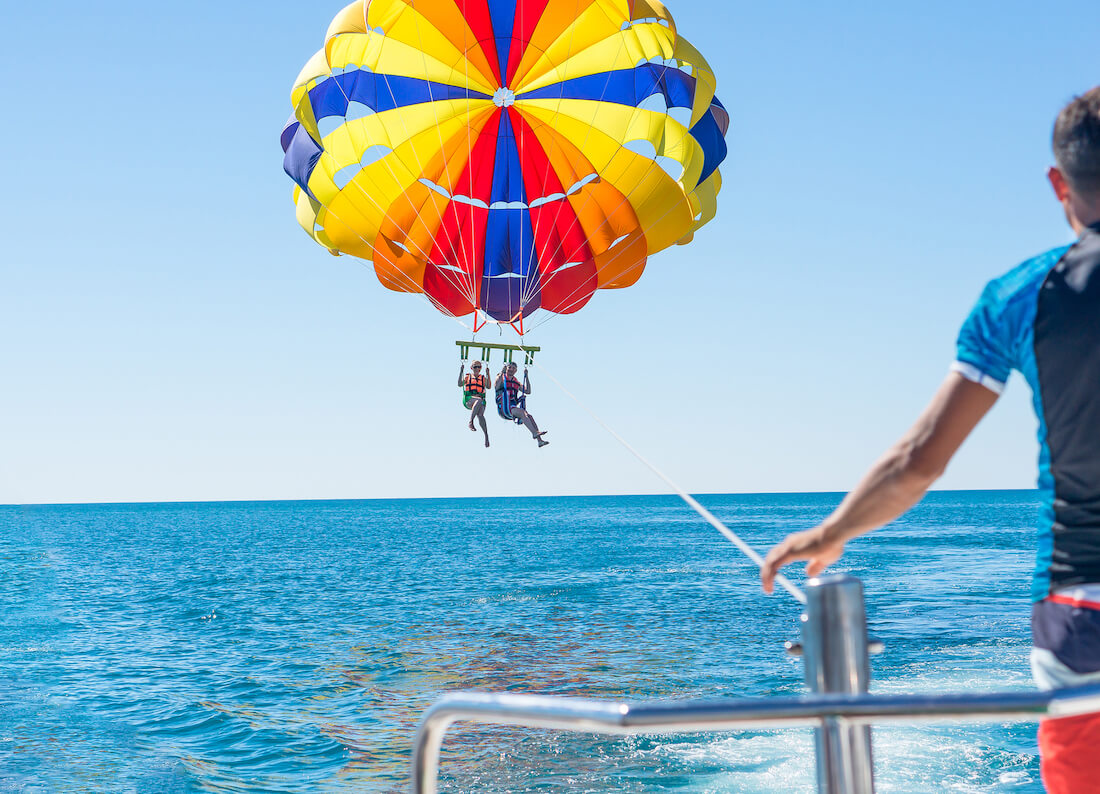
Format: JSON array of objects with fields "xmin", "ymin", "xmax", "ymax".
[{"xmin": 282, "ymin": 0, "xmax": 728, "ymax": 326}]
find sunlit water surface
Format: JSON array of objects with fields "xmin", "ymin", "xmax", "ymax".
[{"xmin": 3, "ymin": 491, "xmax": 1042, "ymax": 792}]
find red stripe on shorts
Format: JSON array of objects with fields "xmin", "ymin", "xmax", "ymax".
[{"xmin": 1047, "ymin": 593, "xmax": 1100, "ymax": 611}]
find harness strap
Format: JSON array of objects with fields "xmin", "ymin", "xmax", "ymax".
[{"xmin": 495, "ymin": 377, "xmax": 525, "ymax": 423}]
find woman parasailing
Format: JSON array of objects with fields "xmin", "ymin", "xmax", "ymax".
[{"xmin": 458, "ymin": 361, "xmax": 490, "ymax": 447}]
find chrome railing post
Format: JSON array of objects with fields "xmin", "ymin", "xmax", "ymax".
[{"xmin": 801, "ymin": 575, "xmax": 875, "ymax": 793}]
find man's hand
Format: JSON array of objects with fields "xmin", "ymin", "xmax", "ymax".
[
  {"xmin": 759, "ymin": 373, "xmax": 999, "ymax": 595},
  {"xmin": 760, "ymin": 526, "xmax": 846, "ymax": 594}
]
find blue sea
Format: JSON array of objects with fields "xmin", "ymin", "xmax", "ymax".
[{"xmin": 4, "ymin": 491, "xmax": 1043, "ymax": 792}]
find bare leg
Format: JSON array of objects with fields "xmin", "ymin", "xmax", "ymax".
[
  {"xmin": 468, "ymin": 398, "xmax": 484, "ymax": 431},
  {"xmin": 474, "ymin": 400, "xmax": 489, "ymax": 447},
  {"xmin": 514, "ymin": 409, "xmax": 548, "ymax": 446}
]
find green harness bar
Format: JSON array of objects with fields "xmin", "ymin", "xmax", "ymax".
[{"xmin": 456, "ymin": 341, "xmax": 540, "ymax": 365}]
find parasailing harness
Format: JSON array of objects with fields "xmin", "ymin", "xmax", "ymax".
[{"xmin": 457, "ymin": 341, "xmax": 540, "ymax": 424}]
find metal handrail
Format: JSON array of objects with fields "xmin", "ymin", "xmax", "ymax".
[{"xmin": 411, "ymin": 684, "xmax": 1100, "ymax": 794}]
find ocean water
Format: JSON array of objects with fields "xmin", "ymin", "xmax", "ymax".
[{"xmin": 3, "ymin": 491, "xmax": 1043, "ymax": 792}]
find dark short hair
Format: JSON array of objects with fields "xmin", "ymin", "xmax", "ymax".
[{"xmin": 1053, "ymin": 87, "xmax": 1100, "ymax": 196}]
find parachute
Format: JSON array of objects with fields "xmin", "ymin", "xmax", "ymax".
[{"xmin": 281, "ymin": 0, "xmax": 728, "ymax": 330}]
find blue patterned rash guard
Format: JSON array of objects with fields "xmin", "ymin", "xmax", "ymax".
[{"xmin": 954, "ymin": 222, "xmax": 1100, "ymax": 603}]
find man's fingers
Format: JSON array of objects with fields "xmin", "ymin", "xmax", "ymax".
[
  {"xmin": 761, "ymin": 530, "xmax": 828, "ymax": 593},
  {"xmin": 760, "ymin": 558, "xmax": 776, "ymax": 593},
  {"xmin": 805, "ymin": 558, "xmax": 826, "ymax": 578},
  {"xmin": 761, "ymin": 559, "xmax": 784, "ymax": 594},
  {"xmin": 806, "ymin": 545, "xmax": 843, "ymax": 579},
  {"xmin": 761, "ymin": 544, "xmax": 795, "ymax": 594}
]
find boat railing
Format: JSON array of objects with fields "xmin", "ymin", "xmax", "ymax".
[{"xmin": 410, "ymin": 576, "xmax": 1100, "ymax": 793}]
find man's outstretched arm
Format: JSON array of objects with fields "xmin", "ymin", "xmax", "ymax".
[{"xmin": 760, "ymin": 372, "xmax": 1000, "ymax": 593}]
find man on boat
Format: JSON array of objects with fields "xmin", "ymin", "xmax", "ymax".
[
  {"xmin": 761, "ymin": 86, "xmax": 1100, "ymax": 794},
  {"xmin": 459, "ymin": 360, "xmax": 490, "ymax": 447},
  {"xmin": 496, "ymin": 362, "xmax": 549, "ymax": 448}
]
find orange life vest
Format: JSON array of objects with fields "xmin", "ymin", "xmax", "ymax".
[{"xmin": 463, "ymin": 373, "xmax": 487, "ymax": 398}]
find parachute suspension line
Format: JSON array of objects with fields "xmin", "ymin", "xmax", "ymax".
[
  {"xmin": 357, "ymin": 104, "xmax": 692, "ymax": 338},
  {"xmin": 523, "ymin": 186, "xmax": 683, "ymax": 336},
  {"xmin": 377, "ymin": 9, "xmax": 673, "ymax": 330},
  {"xmin": 523, "ymin": 105, "xmax": 704, "ymax": 330},
  {"xmin": 520, "ymin": 1, "xmax": 630, "ymax": 319},
  {"xmin": 529, "ymin": 357, "xmax": 807, "ymax": 606},
  {"xmin": 315, "ymin": 117, "xmax": 475, "ymax": 314},
  {"xmin": 402, "ymin": 12, "xmax": 471, "ymax": 298},
  {"xmin": 314, "ymin": 54, "xmax": 440, "ymax": 277},
  {"xmin": 528, "ymin": 93, "xmax": 701, "ymax": 328},
  {"xmin": 523, "ymin": 129, "xmax": 712, "ymax": 336},
  {"xmin": 448, "ymin": 8, "xmax": 477, "ymax": 309},
  {"xmin": 388, "ymin": 14, "xmax": 478, "ymax": 307},
  {"xmin": 290, "ymin": 3, "xmax": 727, "ymax": 338},
  {"xmin": 330, "ymin": 230, "xmax": 470, "ymax": 330},
  {"xmin": 326, "ymin": 18, "xmax": 476, "ymax": 311},
  {"xmin": 520, "ymin": 18, "xmax": 717, "ymax": 336},
  {"xmin": 457, "ymin": 1, "xmax": 471, "ymax": 309},
  {"xmin": 321, "ymin": 15, "xmax": 705, "ymax": 334}
]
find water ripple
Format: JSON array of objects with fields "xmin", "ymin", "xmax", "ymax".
[{"xmin": 2, "ymin": 492, "xmax": 1042, "ymax": 791}]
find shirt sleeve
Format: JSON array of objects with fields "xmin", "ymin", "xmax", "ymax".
[{"xmin": 952, "ymin": 281, "xmax": 1016, "ymax": 394}]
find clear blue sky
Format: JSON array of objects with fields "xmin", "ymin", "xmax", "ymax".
[{"xmin": 1, "ymin": 1, "xmax": 1096, "ymax": 504}]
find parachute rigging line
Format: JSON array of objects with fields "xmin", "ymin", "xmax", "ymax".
[
  {"xmin": 284, "ymin": 0, "xmax": 728, "ymax": 325},
  {"xmin": 450, "ymin": 310, "xmax": 805, "ymax": 602},
  {"xmin": 528, "ymin": 358, "xmax": 806, "ymax": 605}
]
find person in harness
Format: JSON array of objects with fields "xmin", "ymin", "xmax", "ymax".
[
  {"xmin": 458, "ymin": 360, "xmax": 490, "ymax": 447},
  {"xmin": 495, "ymin": 362, "xmax": 549, "ymax": 448}
]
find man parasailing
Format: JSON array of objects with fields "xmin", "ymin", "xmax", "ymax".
[
  {"xmin": 496, "ymin": 362, "xmax": 549, "ymax": 448},
  {"xmin": 459, "ymin": 360, "xmax": 490, "ymax": 448}
]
